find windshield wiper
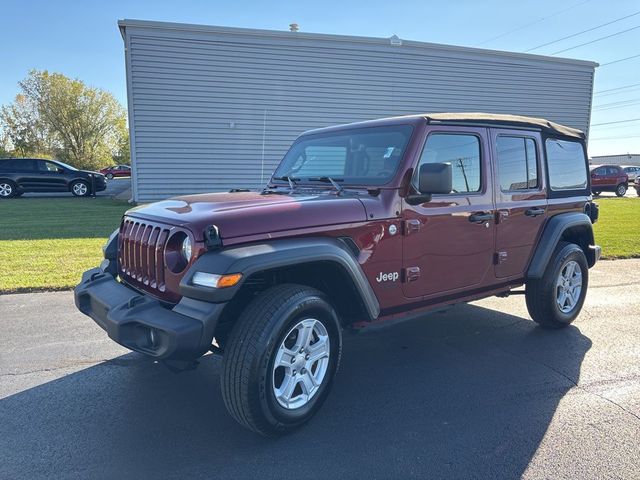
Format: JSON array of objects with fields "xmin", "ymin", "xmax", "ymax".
[
  {"xmin": 271, "ymin": 175, "xmax": 299, "ymax": 191},
  {"xmin": 307, "ymin": 176, "xmax": 344, "ymax": 194}
]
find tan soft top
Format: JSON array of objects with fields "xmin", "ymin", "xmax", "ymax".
[{"xmin": 424, "ymin": 112, "xmax": 585, "ymax": 139}]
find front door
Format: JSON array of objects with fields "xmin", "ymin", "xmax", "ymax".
[
  {"xmin": 490, "ymin": 129, "xmax": 547, "ymax": 279},
  {"xmin": 590, "ymin": 167, "xmax": 607, "ymax": 190},
  {"xmin": 34, "ymin": 160, "xmax": 67, "ymax": 191},
  {"xmin": 402, "ymin": 126, "xmax": 496, "ymax": 299}
]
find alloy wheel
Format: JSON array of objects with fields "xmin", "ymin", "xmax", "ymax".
[
  {"xmin": 272, "ymin": 318, "xmax": 331, "ymax": 410},
  {"xmin": 556, "ymin": 260, "xmax": 582, "ymax": 314},
  {"xmin": 73, "ymin": 183, "xmax": 88, "ymax": 196},
  {"xmin": 0, "ymin": 183, "xmax": 13, "ymax": 197}
]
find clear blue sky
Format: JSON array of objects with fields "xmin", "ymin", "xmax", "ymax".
[{"xmin": 3, "ymin": 0, "xmax": 639, "ymax": 156}]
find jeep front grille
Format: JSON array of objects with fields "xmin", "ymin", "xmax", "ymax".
[{"xmin": 118, "ymin": 218, "xmax": 171, "ymax": 292}]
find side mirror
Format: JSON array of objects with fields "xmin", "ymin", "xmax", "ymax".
[{"xmin": 407, "ymin": 163, "xmax": 452, "ymax": 205}]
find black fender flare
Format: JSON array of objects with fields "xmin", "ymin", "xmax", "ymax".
[
  {"xmin": 526, "ymin": 212, "xmax": 597, "ymax": 280},
  {"xmin": 179, "ymin": 237, "xmax": 380, "ymax": 321}
]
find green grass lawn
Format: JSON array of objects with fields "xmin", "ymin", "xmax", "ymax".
[
  {"xmin": 0, "ymin": 198, "xmax": 130, "ymax": 293},
  {"xmin": 0, "ymin": 195, "xmax": 637, "ymax": 294},
  {"xmin": 593, "ymin": 197, "xmax": 640, "ymax": 259}
]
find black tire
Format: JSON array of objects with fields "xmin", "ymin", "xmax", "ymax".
[
  {"xmin": 106, "ymin": 173, "xmax": 114, "ymax": 180},
  {"xmin": 0, "ymin": 180, "xmax": 17, "ymax": 198},
  {"xmin": 70, "ymin": 180, "xmax": 90, "ymax": 197},
  {"xmin": 221, "ymin": 284, "xmax": 342, "ymax": 436},
  {"xmin": 636, "ymin": 188, "xmax": 640, "ymax": 197},
  {"xmin": 525, "ymin": 242, "xmax": 588, "ymax": 329},
  {"xmin": 615, "ymin": 184, "xmax": 627, "ymax": 197},
  {"xmin": 592, "ymin": 191, "xmax": 601, "ymax": 196}
]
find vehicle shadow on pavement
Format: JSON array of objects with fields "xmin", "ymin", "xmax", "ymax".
[{"xmin": 0, "ymin": 303, "xmax": 591, "ymax": 479}]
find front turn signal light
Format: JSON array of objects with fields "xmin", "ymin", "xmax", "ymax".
[{"xmin": 192, "ymin": 272, "xmax": 242, "ymax": 288}]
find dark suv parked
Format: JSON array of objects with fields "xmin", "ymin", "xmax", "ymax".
[
  {"xmin": 0, "ymin": 158, "xmax": 106, "ymax": 198},
  {"xmin": 75, "ymin": 113, "xmax": 600, "ymax": 436},
  {"xmin": 590, "ymin": 164, "xmax": 628, "ymax": 196}
]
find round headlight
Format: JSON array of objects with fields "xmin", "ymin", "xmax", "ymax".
[{"xmin": 181, "ymin": 236, "xmax": 192, "ymax": 261}]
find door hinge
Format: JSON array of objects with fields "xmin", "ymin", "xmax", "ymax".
[
  {"xmin": 403, "ymin": 266, "xmax": 421, "ymax": 282},
  {"xmin": 403, "ymin": 219, "xmax": 421, "ymax": 235}
]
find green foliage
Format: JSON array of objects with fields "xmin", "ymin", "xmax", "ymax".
[{"xmin": 0, "ymin": 70, "xmax": 129, "ymax": 169}]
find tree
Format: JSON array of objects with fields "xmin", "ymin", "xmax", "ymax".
[
  {"xmin": 0, "ymin": 93, "xmax": 53, "ymax": 157},
  {"xmin": 0, "ymin": 70, "xmax": 129, "ymax": 169}
]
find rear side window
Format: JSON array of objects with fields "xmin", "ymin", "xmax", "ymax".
[
  {"xmin": 545, "ymin": 139, "xmax": 588, "ymax": 191},
  {"xmin": 416, "ymin": 133, "xmax": 482, "ymax": 193},
  {"xmin": 496, "ymin": 136, "xmax": 538, "ymax": 191},
  {"xmin": 1, "ymin": 159, "xmax": 36, "ymax": 171}
]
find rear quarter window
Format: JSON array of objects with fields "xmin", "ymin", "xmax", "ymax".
[{"xmin": 545, "ymin": 139, "xmax": 588, "ymax": 191}]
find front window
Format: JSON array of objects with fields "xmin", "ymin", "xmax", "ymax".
[
  {"xmin": 53, "ymin": 160, "xmax": 78, "ymax": 171},
  {"xmin": 414, "ymin": 133, "xmax": 482, "ymax": 194},
  {"xmin": 273, "ymin": 125, "xmax": 414, "ymax": 186}
]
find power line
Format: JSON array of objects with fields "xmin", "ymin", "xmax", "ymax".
[
  {"xmin": 593, "ymin": 97, "xmax": 640, "ymax": 108},
  {"xmin": 589, "ymin": 135, "xmax": 640, "ymax": 140},
  {"xmin": 525, "ymin": 10, "xmax": 640, "ymax": 52},
  {"xmin": 595, "ymin": 82, "xmax": 640, "ymax": 94},
  {"xmin": 550, "ymin": 24, "xmax": 640, "ymax": 55},
  {"xmin": 593, "ymin": 101, "xmax": 640, "ymax": 111},
  {"xmin": 595, "ymin": 86, "xmax": 640, "ymax": 98},
  {"xmin": 599, "ymin": 53, "xmax": 640, "ymax": 66},
  {"xmin": 477, "ymin": 0, "xmax": 591, "ymax": 46},
  {"xmin": 591, "ymin": 118, "xmax": 640, "ymax": 126}
]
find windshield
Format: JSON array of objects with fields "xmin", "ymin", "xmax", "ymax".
[
  {"xmin": 53, "ymin": 160, "xmax": 78, "ymax": 171},
  {"xmin": 273, "ymin": 125, "xmax": 414, "ymax": 186}
]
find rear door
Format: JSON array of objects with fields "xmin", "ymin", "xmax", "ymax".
[{"xmin": 491, "ymin": 129, "xmax": 547, "ymax": 279}]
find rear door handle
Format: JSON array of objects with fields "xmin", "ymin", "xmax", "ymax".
[
  {"xmin": 525, "ymin": 207, "xmax": 546, "ymax": 217},
  {"xmin": 468, "ymin": 212, "xmax": 493, "ymax": 223}
]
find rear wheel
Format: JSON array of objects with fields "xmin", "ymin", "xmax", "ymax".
[
  {"xmin": 70, "ymin": 180, "xmax": 90, "ymax": 197},
  {"xmin": 615, "ymin": 184, "xmax": 627, "ymax": 197},
  {"xmin": 0, "ymin": 181, "xmax": 17, "ymax": 198},
  {"xmin": 221, "ymin": 284, "xmax": 342, "ymax": 436},
  {"xmin": 525, "ymin": 242, "xmax": 588, "ymax": 328}
]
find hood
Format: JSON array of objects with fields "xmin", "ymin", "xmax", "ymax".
[{"xmin": 126, "ymin": 190, "xmax": 368, "ymax": 240}]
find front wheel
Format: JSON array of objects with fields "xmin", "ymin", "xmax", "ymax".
[
  {"xmin": 70, "ymin": 180, "xmax": 90, "ymax": 197},
  {"xmin": 221, "ymin": 284, "xmax": 342, "ymax": 436},
  {"xmin": 106, "ymin": 173, "xmax": 114, "ymax": 180},
  {"xmin": 525, "ymin": 242, "xmax": 588, "ymax": 328},
  {"xmin": 615, "ymin": 184, "xmax": 627, "ymax": 197}
]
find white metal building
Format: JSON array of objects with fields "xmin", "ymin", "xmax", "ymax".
[
  {"xmin": 119, "ymin": 19, "xmax": 597, "ymax": 202},
  {"xmin": 590, "ymin": 154, "xmax": 640, "ymax": 166}
]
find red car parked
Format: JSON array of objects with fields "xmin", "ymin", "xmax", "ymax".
[
  {"xmin": 590, "ymin": 164, "xmax": 628, "ymax": 196},
  {"xmin": 99, "ymin": 164, "xmax": 131, "ymax": 179}
]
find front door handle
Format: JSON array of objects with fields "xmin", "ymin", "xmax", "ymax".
[
  {"xmin": 525, "ymin": 207, "xmax": 546, "ymax": 217},
  {"xmin": 468, "ymin": 212, "xmax": 493, "ymax": 223}
]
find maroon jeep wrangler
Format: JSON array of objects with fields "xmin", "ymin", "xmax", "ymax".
[{"xmin": 75, "ymin": 113, "xmax": 600, "ymax": 436}]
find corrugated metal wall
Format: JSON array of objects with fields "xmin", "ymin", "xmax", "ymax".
[
  {"xmin": 121, "ymin": 20, "xmax": 597, "ymax": 202},
  {"xmin": 590, "ymin": 154, "xmax": 640, "ymax": 166}
]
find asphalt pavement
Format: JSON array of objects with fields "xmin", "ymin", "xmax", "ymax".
[{"xmin": 1, "ymin": 260, "xmax": 639, "ymax": 479}]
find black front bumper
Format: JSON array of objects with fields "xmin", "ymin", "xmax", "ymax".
[{"xmin": 74, "ymin": 267, "xmax": 225, "ymax": 360}]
